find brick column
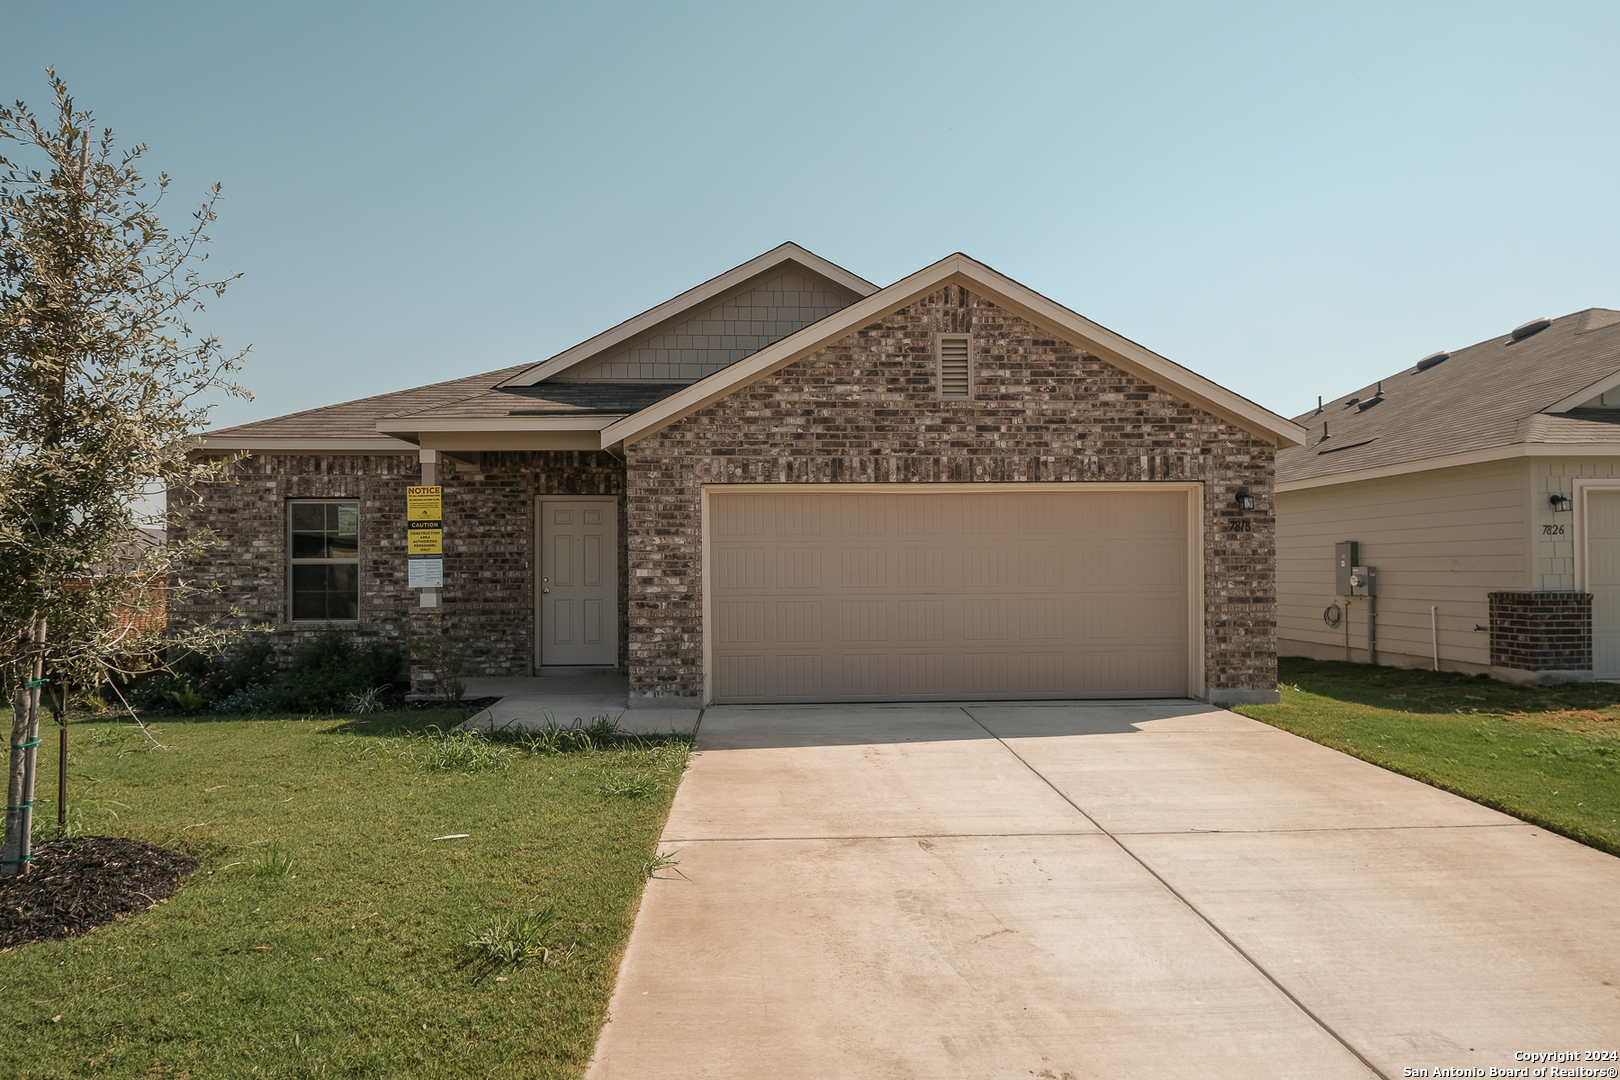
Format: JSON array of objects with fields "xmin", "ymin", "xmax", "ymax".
[{"xmin": 1488, "ymin": 592, "xmax": 1592, "ymax": 673}]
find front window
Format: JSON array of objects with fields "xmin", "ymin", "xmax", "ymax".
[{"xmin": 289, "ymin": 501, "xmax": 359, "ymax": 621}]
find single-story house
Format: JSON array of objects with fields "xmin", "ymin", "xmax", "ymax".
[
  {"xmin": 180, "ymin": 243, "xmax": 1304, "ymax": 706},
  {"xmin": 1277, "ymin": 307, "xmax": 1620, "ymax": 682}
]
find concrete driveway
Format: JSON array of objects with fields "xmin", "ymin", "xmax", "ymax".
[{"xmin": 586, "ymin": 702, "xmax": 1620, "ymax": 1079}]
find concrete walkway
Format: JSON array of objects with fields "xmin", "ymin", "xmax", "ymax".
[
  {"xmin": 458, "ymin": 674, "xmax": 699, "ymax": 735},
  {"xmin": 588, "ymin": 701, "xmax": 1620, "ymax": 1079}
]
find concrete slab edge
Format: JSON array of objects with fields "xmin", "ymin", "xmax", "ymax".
[{"xmin": 1206, "ymin": 687, "xmax": 1281, "ymax": 705}]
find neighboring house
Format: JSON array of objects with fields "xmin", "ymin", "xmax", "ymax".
[
  {"xmin": 180, "ymin": 243, "xmax": 1304, "ymax": 706},
  {"xmin": 1277, "ymin": 308, "xmax": 1620, "ymax": 683}
]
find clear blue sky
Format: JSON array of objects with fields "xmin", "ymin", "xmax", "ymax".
[{"xmin": 6, "ymin": 1, "xmax": 1618, "ymax": 430}]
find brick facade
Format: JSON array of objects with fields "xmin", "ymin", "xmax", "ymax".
[
  {"xmin": 175, "ymin": 450, "xmax": 625, "ymax": 679},
  {"xmin": 180, "ymin": 288, "xmax": 1279, "ymax": 703},
  {"xmin": 624, "ymin": 285, "xmax": 1276, "ymax": 702},
  {"xmin": 1488, "ymin": 591, "xmax": 1592, "ymax": 673}
]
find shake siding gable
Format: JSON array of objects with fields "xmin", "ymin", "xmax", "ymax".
[{"xmin": 624, "ymin": 286, "xmax": 1276, "ymax": 703}]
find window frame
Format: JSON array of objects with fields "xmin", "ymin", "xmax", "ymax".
[
  {"xmin": 286, "ymin": 498, "xmax": 361, "ymax": 624},
  {"xmin": 936, "ymin": 332, "xmax": 974, "ymax": 401}
]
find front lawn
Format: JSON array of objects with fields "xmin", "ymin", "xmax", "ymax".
[
  {"xmin": 0, "ymin": 709, "xmax": 690, "ymax": 1079},
  {"xmin": 1231, "ymin": 658, "xmax": 1620, "ymax": 857}
]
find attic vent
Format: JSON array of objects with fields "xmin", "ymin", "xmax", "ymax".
[
  {"xmin": 1414, "ymin": 351, "xmax": 1449, "ymax": 372},
  {"xmin": 938, "ymin": 334, "xmax": 972, "ymax": 400},
  {"xmin": 1356, "ymin": 381, "xmax": 1385, "ymax": 410},
  {"xmin": 1510, "ymin": 317, "xmax": 1551, "ymax": 341}
]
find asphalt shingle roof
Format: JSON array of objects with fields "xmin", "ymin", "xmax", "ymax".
[
  {"xmin": 208, "ymin": 367, "xmax": 688, "ymax": 440},
  {"xmin": 1278, "ymin": 308, "xmax": 1620, "ymax": 484}
]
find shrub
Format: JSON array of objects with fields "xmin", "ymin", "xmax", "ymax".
[
  {"xmin": 410, "ymin": 632, "xmax": 467, "ymax": 704},
  {"xmin": 214, "ymin": 685, "xmax": 281, "ymax": 715},
  {"xmin": 280, "ymin": 627, "xmax": 402, "ymax": 712}
]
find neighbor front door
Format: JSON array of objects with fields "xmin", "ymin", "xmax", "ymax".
[{"xmin": 538, "ymin": 499, "xmax": 618, "ymax": 668}]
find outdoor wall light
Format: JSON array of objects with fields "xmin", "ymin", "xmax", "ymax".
[
  {"xmin": 1550, "ymin": 493, "xmax": 1573, "ymax": 513},
  {"xmin": 1234, "ymin": 490, "xmax": 1256, "ymax": 511}
]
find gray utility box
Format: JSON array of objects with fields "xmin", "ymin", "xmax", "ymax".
[
  {"xmin": 1335, "ymin": 541, "xmax": 1359, "ymax": 596},
  {"xmin": 1349, "ymin": 565, "xmax": 1377, "ymax": 596}
]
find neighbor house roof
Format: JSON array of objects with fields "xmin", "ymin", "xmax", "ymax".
[{"xmin": 1278, "ymin": 308, "xmax": 1620, "ymax": 491}]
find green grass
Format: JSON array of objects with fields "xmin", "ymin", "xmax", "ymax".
[
  {"xmin": 1231, "ymin": 657, "xmax": 1620, "ymax": 857},
  {"xmin": 3, "ymin": 709, "xmax": 691, "ymax": 1080}
]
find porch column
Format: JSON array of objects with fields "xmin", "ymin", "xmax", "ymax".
[{"xmin": 419, "ymin": 448, "xmax": 441, "ymax": 609}]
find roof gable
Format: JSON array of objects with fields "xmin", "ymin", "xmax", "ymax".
[
  {"xmin": 600, "ymin": 253, "xmax": 1306, "ymax": 450},
  {"xmin": 498, "ymin": 242, "xmax": 877, "ymax": 387}
]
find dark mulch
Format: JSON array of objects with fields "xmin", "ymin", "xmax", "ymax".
[{"xmin": 0, "ymin": 836, "xmax": 194, "ymax": 949}]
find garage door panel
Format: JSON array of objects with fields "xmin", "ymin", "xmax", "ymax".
[
  {"xmin": 962, "ymin": 498, "xmax": 1014, "ymax": 535},
  {"xmin": 773, "ymin": 547, "xmax": 822, "ymax": 589},
  {"xmin": 774, "ymin": 497, "xmax": 823, "ymax": 536},
  {"xmin": 896, "ymin": 496, "xmax": 945, "ymax": 535},
  {"xmin": 895, "ymin": 548, "xmax": 945, "ymax": 588},
  {"xmin": 840, "ymin": 547, "xmax": 888, "ymax": 588},
  {"xmin": 962, "ymin": 599, "xmax": 1012, "ymax": 641},
  {"xmin": 718, "ymin": 654, "xmax": 767, "ymax": 699},
  {"xmin": 1018, "ymin": 598, "xmax": 1066, "ymax": 640},
  {"xmin": 714, "ymin": 496, "xmax": 766, "ymax": 537},
  {"xmin": 716, "ymin": 602, "xmax": 766, "ymax": 644},
  {"xmin": 894, "ymin": 652, "xmax": 946, "ymax": 695},
  {"xmin": 776, "ymin": 600, "xmax": 823, "ymax": 643},
  {"xmin": 710, "ymin": 490, "xmax": 1191, "ymax": 702},
  {"xmin": 897, "ymin": 600, "xmax": 945, "ymax": 640},
  {"xmin": 840, "ymin": 653, "xmax": 889, "ymax": 696},
  {"xmin": 840, "ymin": 496, "xmax": 888, "ymax": 535},
  {"xmin": 716, "ymin": 547, "xmax": 766, "ymax": 590},
  {"xmin": 841, "ymin": 600, "xmax": 889, "ymax": 642},
  {"xmin": 774, "ymin": 654, "xmax": 824, "ymax": 697}
]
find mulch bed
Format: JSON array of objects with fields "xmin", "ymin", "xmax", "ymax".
[{"xmin": 0, "ymin": 836, "xmax": 194, "ymax": 950}]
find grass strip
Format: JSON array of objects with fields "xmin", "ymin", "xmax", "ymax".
[
  {"xmin": 1, "ymin": 708, "xmax": 690, "ymax": 1080},
  {"xmin": 1231, "ymin": 657, "xmax": 1620, "ymax": 857}
]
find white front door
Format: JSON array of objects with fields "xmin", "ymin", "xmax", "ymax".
[{"xmin": 538, "ymin": 499, "xmax": 618, "ymax": 668}]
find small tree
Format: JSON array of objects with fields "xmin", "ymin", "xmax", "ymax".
[{"xmin": 0, "ymin": 73, "xmax": 250, "ymax": 874}]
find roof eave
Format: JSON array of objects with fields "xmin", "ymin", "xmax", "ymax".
[
  {"xmin": 1278, "ymin": 439, "xmax": 1620, "ymax": 492},
  {"xmin": 196, "ymin": 435, "xmax": 418, "ymax": 453},
  {"xmin": 377, "ymin": 415, "xmax": 623, "ymax": 436}
]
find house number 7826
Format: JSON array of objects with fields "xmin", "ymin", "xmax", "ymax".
[{"xmin": 1543, "ymin": 524, "xmax": 1565, "ymax": 535}]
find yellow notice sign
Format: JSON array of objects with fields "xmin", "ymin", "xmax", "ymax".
[
  {"xmin": 406, "ymin": 486, "xmax": 442, "ymax": 521},
  {"xmin": 407, "ymin": 520, "xmax": 443, "ymax": 555}
]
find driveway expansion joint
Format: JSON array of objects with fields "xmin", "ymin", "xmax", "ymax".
[{"xmin": 957, "ymin": 706, "xmax": 1395, "ymax": 1080}]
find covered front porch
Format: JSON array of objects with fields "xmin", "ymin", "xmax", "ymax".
[{"xmin": 458, "ymin": 673, "xmax": 699, "ymax": 734}]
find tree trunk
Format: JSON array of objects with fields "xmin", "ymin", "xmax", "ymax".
[
  {"xmin": 2, "ymin": 686, "xmax": 32, "ymax": 876},
  {"xmin": 1, "ymin": 618, "xmax": 45, "ymax": 877}
]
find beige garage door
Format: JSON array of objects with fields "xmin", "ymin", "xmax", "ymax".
[{"xmin": 708, "ymin": 488, "xmax": 1192, "ymax": 703}]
